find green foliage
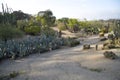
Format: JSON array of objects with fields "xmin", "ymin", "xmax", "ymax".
[
  {"xmin": 79, "ymin": 21, "xmax": 102, "ymax": 34},
  {"xmin": 57, "ymin": 18, "xmax": 105, "ymax": 34},
  {"xmin": 37, "ymin": 10, "xmax": 56, "ymax": 27},
  {"xmin": 99, "ymin": 32, "xmax": 104, "ymax": 37},
  {"xmin": 65, "ymin": 37, "xmax": 80, "ymax": 47},
  {"xmin": 113, "ymin": 20, "xmax": 120, "ymax": 38},
  {"xmin": 41, "ymin": 27, "xmax": 56, "ymax": 37},
  {"xmin": 25, "ymin": 26, "xmax": 41, "ymax": 35},
  {"xmin": 58, "ymin": 18, "xmax": 80, "ymax": 32},
  {"xmin": 67, "ymin": 18, "xmax": 80, "ymax": 32},
  {"xmin": 102, "ymin": 40, "xmax": 117, "ymax": 49},
  {"xmin": 58, "ymin": 25, "xmax": 66, "ymax": 31},
  {"xmin": 0, "ymin": 24, "xmax": 24, "ymax": 42},
  {"xmin": 58, "ymin": 23, "xmax": 66, "ymax": 30},
  {"xmin": 17, "ymin": 20, "xmax": 28, "ymax": 31},
  {"xmin": 12, "ymin": 10, "xmax": 30, "ymax": 21}
]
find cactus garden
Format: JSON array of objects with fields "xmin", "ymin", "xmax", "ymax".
[
  {"xmin": 0, "ymin": 1, "xmax": 120, "ymax": 80},
  {"xmin": 0, "ymin": 35, "xmax": 81, "ymax": 60}
]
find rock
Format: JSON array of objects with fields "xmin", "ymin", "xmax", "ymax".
[
  {"xmin": 100, "ymin": 37, "xmax": 107, "ymax": 41},
  {"xmin": 103, "ymin": 51, "xmax": 118, "ymax": 59},
  {"xmin": 83, "ymin": 44, "xmax": 90, "ymax": 49}
]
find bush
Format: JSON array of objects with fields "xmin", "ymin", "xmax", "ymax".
[
  {"xmin": 0, "ymin": 24, "xmax": 24, "ymax": 42},
  {"xmin": 58, "ymin": 23, "xmax": 66, "ymax": 30},
  {"xmin": 103, "ymin": 51, "xmax": 118, "ymax": 59},
  {"xmin": 103, "ymin": 44, "xmax": 116, "ymax": 50},
  {"xmin": 25, "ymin": 26, "xmax": 41, "ymax": 35},
  {"xmin": 99, "ymin": 32, "xmax": 104, "ymax": 37},
  {"xmin": 65, "ymin": 37, "xmax": 80, "ymax": 47},
  {"xmin": 41, "ymin": 27, "xmax": 57, "ymax": 37},
  {"xmin": 103, "ymin": 40, "xmax": 116, "ymax": 49}
]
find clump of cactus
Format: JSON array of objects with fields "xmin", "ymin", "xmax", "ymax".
[
  {"xmin": 0, "ymin": 34, "xmax": 80, "ymax": 60},
  {"xmin": 0, "ymin": 35, "xmax": 65, "ymax": 60}
]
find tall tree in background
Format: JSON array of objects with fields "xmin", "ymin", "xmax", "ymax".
[
  {"xmin": 37, "ymin": 10, "xmax": 56, "ymax": 27},
  {"xmin": 12, "ymin": 10, "xmax": 31, "ymax": 25}
]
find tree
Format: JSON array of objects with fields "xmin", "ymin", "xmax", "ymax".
[
  {"xmin": 12, "ymin": 10, "xmax": 31, "ymax": 25},
  {"xmin": 37, "ymin": 10, "xmax": 56, "ymax": 27}
]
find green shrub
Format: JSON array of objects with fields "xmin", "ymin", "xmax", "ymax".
[
  {"xmin": 65, "ymin": 37, "xmax": 80, "ymax": 47},
  {"xmin": 58, "ymin": 23, "xmax": 66, "ymax": 30},
  {"xmin": 25, "ymin": 26, "xmax": 41, "ymax": 35},
  {"xmin": 0, "ymin": 24, "xmax": 24, "ymax": 42},
  {"xmin": 103, "ymin": 39, "xmax": 116, "ymax": 49},
  {"xmin": 99, "ymin": 32, "xmax": 104, "ymax": 37},
  {"xmin": 41, "ymin": 27, "xmax": 56, "ymax": 37}
]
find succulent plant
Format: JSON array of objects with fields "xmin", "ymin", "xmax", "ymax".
[{"xmin": 0, "ymin": 34, "xmax": 80, "ymax": 60}]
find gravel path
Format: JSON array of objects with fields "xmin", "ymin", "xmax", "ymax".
[{"xmin": 0, "ymin": 36, "xmax": 120, "ymax": 80}]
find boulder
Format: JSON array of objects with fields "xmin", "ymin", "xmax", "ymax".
[
  {"xmin": 103, "ymin": 51, "xmax": 118, "ymax": 59},
  {"xmin": 83, "ymin": 44, "xmax": 90, "ymax": 49}
]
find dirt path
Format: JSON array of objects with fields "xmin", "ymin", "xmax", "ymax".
[{"xmin": 0, "ymin": 36, "xmax": 120, "ymax": 80}]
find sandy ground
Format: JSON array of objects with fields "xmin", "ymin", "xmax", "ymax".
[{"xmin": 0, "ymin": 35, "xmax": 120, "ymax": 80}]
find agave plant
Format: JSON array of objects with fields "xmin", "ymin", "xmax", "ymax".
[{"xmin": 0, "ymin": 34, "xmax": 79, "ymax": 60}]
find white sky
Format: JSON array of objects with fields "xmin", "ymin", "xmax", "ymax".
[{"xmin": 0, "ymin": 0, "xmax": 120, "ymax": 20}]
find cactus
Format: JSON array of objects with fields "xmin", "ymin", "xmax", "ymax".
[{"xmin": 0, "ymin": 35, "xmax": 67, "ymax": 60}]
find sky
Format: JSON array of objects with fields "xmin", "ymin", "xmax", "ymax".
[{"xmin": 0, "ymin": 0, "xmax": 120, "ymax": 20}]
